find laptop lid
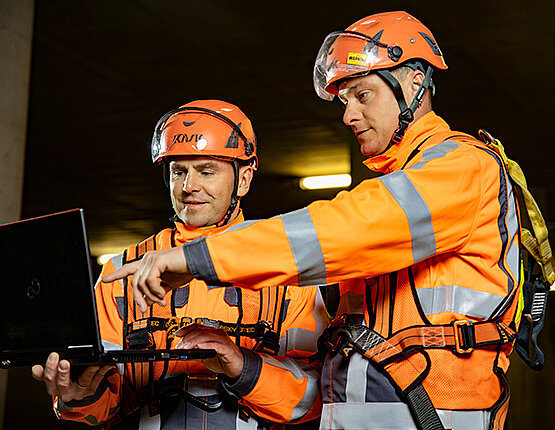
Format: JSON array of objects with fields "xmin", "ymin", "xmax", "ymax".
[
  {"xmin": 0, "ymin": 209, "xmax": 216, "ymax": 368},
  {"xmin": 0, "ymin": 209, "xmax": 103, "ymax": 367}
]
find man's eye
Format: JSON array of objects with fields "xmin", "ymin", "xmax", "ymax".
[{"xmin": 358, "ymin": 92, "xmax": 368, "ymax": 101}]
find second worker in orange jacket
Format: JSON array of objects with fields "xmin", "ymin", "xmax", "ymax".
[{"xmin": 105, "ymin": 12, "xmax": 526, "ymax": 430}]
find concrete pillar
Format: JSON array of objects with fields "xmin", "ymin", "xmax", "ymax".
[{"xmin": 0, "ymin": 0, "xmax": 35, "ymax": 427}]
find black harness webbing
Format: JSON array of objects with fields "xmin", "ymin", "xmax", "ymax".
[{"xmin": 406, "ymin": 385, "xmax": 445, "ymax": 430}]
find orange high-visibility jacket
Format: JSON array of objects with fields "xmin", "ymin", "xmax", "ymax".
[
  {"xmin": 54, "ymin": 213, "xmax": 328, "ymax": 429},
  {"xmin": 182, "ymin": 113, "xmax": 521, "ymax": 429}
]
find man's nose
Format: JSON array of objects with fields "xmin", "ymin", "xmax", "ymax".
[
  {"xmin": 342, "ymin": 102, "xmax": 362, "ymax": 126},
  {"xmin": 183, "ymin": 173, "xmax": 200, "ymax": 193}
]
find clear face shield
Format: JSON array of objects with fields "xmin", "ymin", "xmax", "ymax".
[{"xmin": 313, "ymin": 31, "xmax": 402, "ymax": 101}]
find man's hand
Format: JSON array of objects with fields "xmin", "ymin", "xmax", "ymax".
[
  {"xmin": 102, "ymin": 247, "xmax": 193, "ymax": 313},
  {"xmin": 175, "ymin": 324, "xmax": 245, "ymax": 378},
  {"xmin": 31, "ymin": 352, "xmax": 113, "ymax": 403}
]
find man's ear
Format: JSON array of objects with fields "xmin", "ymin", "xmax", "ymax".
[
  {"xmin": 236, "ymin": 165, "xmax": 254, "ymax": 197},
  {"xmin": 408, "ymin": 69, "xmax": 425, "ymax": 99}
]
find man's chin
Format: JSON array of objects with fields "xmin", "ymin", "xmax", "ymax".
[
  {"xmin": 176, "ymin": 210, "xmax": 212, "ymax": 228},
  {"xmin": 359, "ymin": 140, "xmax": 388, "ymax": 157}
]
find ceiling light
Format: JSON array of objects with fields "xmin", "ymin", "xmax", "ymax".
[
  {"xmin": 299, "ymin": 174, "xmax": 352, "ymax": 190},
  {"xmin": 97, "ymin": 253, "xmax": 119, "ymax": 265}
]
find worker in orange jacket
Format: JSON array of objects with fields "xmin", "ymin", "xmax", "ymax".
[
  {"xmin": 32, "ymin": 99, "xmax": 328, "ymax": 429},
  {"xmin": 105, "ymin": 12, "xmax": 525, "ymax": 430}
]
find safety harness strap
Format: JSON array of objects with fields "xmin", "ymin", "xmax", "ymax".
[
  {"xmin": 330, "ymin": 319, "xmax": 515, "ymax": 364},
  {"xmin": 478, "ymin": 129, "xmax": 554, "ymax": 285},
  {"xmin": 126, "ymin": 316, "xmax": 282, "ymax": 354},
  {"xmin": 405, "ymin": 385, "xmax": 445, "ymax": 430}
]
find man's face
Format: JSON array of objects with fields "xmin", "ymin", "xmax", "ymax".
[
  {"xmin": 169, "ymin": 157, "xmax": 236, "ymax": 227},
  {"xmin": 338, "ymin": 73, "xmax": 405, "ymax": 156}
]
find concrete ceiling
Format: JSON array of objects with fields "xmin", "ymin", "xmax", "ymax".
[{"xmin": 23, "ymin": 0, "xmax": 554, "ymax": 262}]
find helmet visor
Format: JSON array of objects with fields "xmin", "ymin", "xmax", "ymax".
[{"xmin": 313, "ymin": 31, "xmax": 391, "ymax": 100}]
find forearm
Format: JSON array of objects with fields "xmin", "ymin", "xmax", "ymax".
[
  {"xmin": 222, "ymin": 349, "xmax": 321, "ymax": 423},
  {"xmin": 54, "ymin": 371, "xmax": 122, "ymax": 425},
  {"xmin": 185, "ymin": 150, "xmax": 483, "ymax": 289}
]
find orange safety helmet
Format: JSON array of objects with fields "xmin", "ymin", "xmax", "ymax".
[
  {"xmin": 314, "ymin": 11, "xmax": 447, "ymax": 145},
  {"xmin": 314, "ymin": 11, "xmax": 447, "ymax": 99},
  {"xmin": 151, "ymin": 99, "xmax": 258, "ymax": 169}
]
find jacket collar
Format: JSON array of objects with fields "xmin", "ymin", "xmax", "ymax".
[
  {"xmin": 363, "ymin": 111, "xmax": 452, "ymax": 174},
  {"xmin": 173, "ymin": 210, "xmax": 245, "ymax": 245}
]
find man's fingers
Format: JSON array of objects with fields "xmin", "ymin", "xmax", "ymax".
[
  {"xmin": 101, "ymin": 261, "xmax": 139, "ymax": 283},
  {"xmin": 31, "ymin": 365, "xmax": 45, "ymax": 381},
  {"xmin": 76, "ymin": 365, "xmax": 101, "ymax": 387},
  {"xmin": 41, "ymin": 353, "xmax": 61, "ymax": 396},
  {"xmin": 174, "ymin": 324, "xmax": 198, "ymax": 338},
  {"xmin": 88, "ymin": 365, "xmax": 114, "ymax": 389},
  {"xmin": 132, "ymin": 256, "xmax": 168, "ymax": 312},
  {"xmin": 43, "ymin": 353, "xmax": 59, "ymax": 381},
  {"xmin": 56, "ymin": 360, "xmax": 72, "ymax": 390}
]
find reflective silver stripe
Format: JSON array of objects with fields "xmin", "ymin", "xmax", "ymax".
[
  {"xmin": 139, "ymin": 406, "xmax": 161, "ymax": 430},
  {"xmin": 320, "ymin": 402, "xmax": 490, "ymax": 430},
  {"xmin": 95, "ymin": 252, "xmax": 124, "ymax": 291},
  {"xmin": 379, "ymin": 171, "xmax": 436, "ymax": 263},
  {"xmin": 102, "ymin": 339, "xmax": 122, "ymax": 351},
  {"xmin": 408, "ymin": 140, "xmax": 460, "ymax": 171},
  {"xmin": 506, "ymin": 181, "xmax": 520, "ymax": 284},
  {"xmin": 280, "ymin": 208, "xmax": 326, "ymax": 286},
  {"xmin": 225, "ymin": 219, "xmax": 261, "ymax": 232},
  {"xmin": 279, "ymin": 289, "xmax": 328, "ymax": 355},
  {"xmin": 261, "ymin": 356, "xmax": 320, "ymax": 421},
  {"xmin": 291, "ymin": 374, "xmax": 320, "ymax": 421},
  {"xmin": 345, "ymin": 350, "xmax": 369, "ymax": 403},
  {"xmin": 261, "ymin": 356, "xmax": 319, "ymax": 380},
  {"xmin": 235, "ymin": 413, "xmax": 261, "ymax": 430},
  {"xmin": 110, "ymin": 251, "xmax": 124, "ymax": 272},
  {"xmin": 417, "ymin": 285, "xmax": 505, "ymax": 319},
  {"xmin": 378, "ymin": 140, "xmax": 460, "ymax": 263}
]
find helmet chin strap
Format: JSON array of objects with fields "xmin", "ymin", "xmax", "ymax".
[
  {"xmin": 375, "ymin": 65, "xmax": 434, "ymax": 153},
  {"xmin": 215, "ymin": 160, "xmax": 240, "ymax": 228}
]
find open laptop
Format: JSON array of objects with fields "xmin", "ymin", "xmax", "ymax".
[{"xmin": 0, "ymin": 208, "xmax": 215, "ymax": 368}]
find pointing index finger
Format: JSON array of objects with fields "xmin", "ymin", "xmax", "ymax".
[{"xmin": 101, "ymin": 261, "xmax": 140, "ymax": 283}]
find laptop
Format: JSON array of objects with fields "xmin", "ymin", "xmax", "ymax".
[{"xmin": 0, "ymin": 208, "xmax": 215, "ymax": 368}]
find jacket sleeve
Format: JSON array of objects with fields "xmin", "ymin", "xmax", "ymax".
[
  {"xmin": 222, "ymin": 286, "xmax": 329, "ymax": 423},
  {"xmin": 54, "ymin": 254, "xmax": 126, "ymax": 425},
  {"xmin": 184, "ymin": 140, "xmax": 484, "ymax": 289}
]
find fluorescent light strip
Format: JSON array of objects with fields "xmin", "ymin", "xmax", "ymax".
[{"xmin": 299, "ymin": 174, "xmax": 352, "ymax": 190}]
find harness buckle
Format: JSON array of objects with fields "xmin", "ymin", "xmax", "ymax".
[
  {"xmin": 254, "ymin": 320, "xmax": 280, "ymax": 354},
  {"xmin": 453, "ymin": 320, "xmax": 475, "ymax": 354}
]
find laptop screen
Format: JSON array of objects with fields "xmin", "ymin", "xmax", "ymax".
[{"xmin": 0, "ymin": 209, "xmax": 101, "ymax": 353}]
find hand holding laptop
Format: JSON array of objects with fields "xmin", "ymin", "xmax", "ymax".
[
  {"xmin": 31, "ymin": 352, "xmax": 113, "ymax": 402},
  {"xmin": 103, "ymin": 247, "xmax": 193, "ymax": 313}
]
